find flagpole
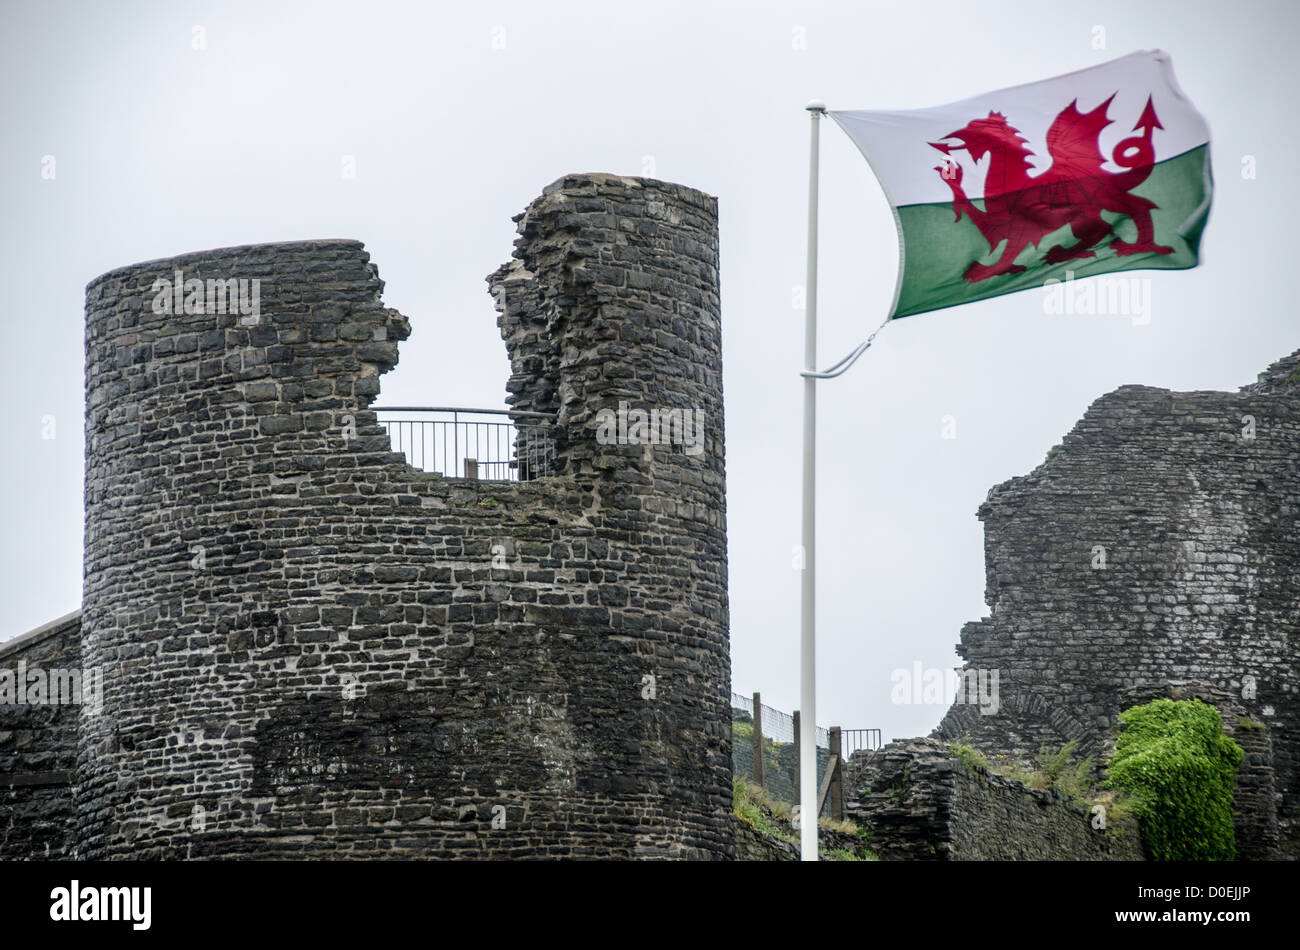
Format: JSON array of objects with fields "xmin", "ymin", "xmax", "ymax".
[{"xmin": 799, "ymin": 98, "xmax": 825, "ymax": 862}]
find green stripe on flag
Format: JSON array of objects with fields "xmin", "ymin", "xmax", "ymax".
[{"xmin": 891, "ymin": 145, "xmax": 1212, "ymax": 318}]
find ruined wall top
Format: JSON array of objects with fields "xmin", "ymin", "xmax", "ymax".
[
  {"xmin": 934, "ymin": 346, "xmax": 1300, "ymax": 858},
  {"xmin": 489, "ymin": 174, "xmax": 722, "ymax": 476},
  {"xmin": 72, "ymin": 174, "xmax": 731, "ymax": 860}
]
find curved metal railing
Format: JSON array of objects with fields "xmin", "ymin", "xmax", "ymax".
[{"xmin": 372, "ymin": 406, "xmax": 557, "ymax": 481}]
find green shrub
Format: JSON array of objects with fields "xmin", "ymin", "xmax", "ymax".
[
  {"xmin": 1030, "ymin": 740, "xmax": 1094, "ymax": 801},
  {"xmin": 734, "ymin": 776, "xmax": 880, "ymax": 857},
  {"xmin": 1105, "ymin": 699, "xmax": 1243, "ymax": 861},
  {"xmin": 948, "ymin": 742, "xmax": 989, "ymax": 773},
  {"xmin": 733, "ymin": 777, "xmax": 784, "ymax": 839},
  {"xmin": 986, "ymin": 743, "xmax": 1136, "ymax": 840},
  {"xmin": 732, "ymin": 777, "xmax": 797, "ymax": 842}
]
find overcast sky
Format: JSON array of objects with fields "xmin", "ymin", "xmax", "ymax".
[{"xmin": 3, "ymin": 0, "xmax": 1296, "ymax": 744}]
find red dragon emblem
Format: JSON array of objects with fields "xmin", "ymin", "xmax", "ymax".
[{"xmin": 930, "ymin": 95, "xmax": 1173, "ymax": 283}]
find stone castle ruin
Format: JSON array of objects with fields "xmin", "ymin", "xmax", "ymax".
[
  {"xmin": 1, "ymin": 170, "xmax": 1295, "ymax": 860},
  {"xmin": 4, "ymin": 173, "xmax": 731, "ymax": 859},
  {"xmin": 855, "ymin": 348, "xmax": 1300, "ymax": 860}
]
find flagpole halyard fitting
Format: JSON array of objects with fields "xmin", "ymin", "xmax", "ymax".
[
  {"xmin": 800, "ymin": 317, "xmax": 889, "ymax": 379},
  {"xmin": 799, "ymin": 98, "xmax": 825, "ymax": 862}
]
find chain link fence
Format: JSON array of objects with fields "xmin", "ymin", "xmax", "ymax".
[{"xmin": 730, "ymin": 691, "xmax": 832, "ymax": 811}]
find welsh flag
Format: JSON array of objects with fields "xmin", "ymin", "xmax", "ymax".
[{"xmin": 832, "ymin": 50, "xmax": 1212, "ymax": 318}]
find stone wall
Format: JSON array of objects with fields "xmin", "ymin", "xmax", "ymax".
[
  {"xmin": 75, "ymin": 173, "xmax": 731, "ymax": 859},
  {"xmin": 733, "ymin": 816, "xmax": 862, "ymax": 861},
  {"xmin": 849, "ymin": 739, "xmax": 1144, "ymax": 861},
  {"xmin": 0, "ymin": 612, "xmax": 81, "ymax": 859},
  {"xmin": 734, "ymin": 818, "xmax": 799, "ymax": 860},
  {"xmin": 933, "ymin": 350, "xmax": 1300, "ymax": 859}
]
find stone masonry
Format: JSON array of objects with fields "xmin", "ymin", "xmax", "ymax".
[
  {"xmin": 5, "ymin": 164, "xmax": 1295, "ymax": 863},
  {"xmin": 73, "ymin": 173, "xmax": 731, "ymax": 859},
  {"xmin": 0, "ymin": 613, "xmax": 82, "ymax": 859},
  {"xmin": 933, "ymin": 349, "xmax": 1300, "ymax": 859},
  {"xmin": 849, "ymin": 738, "xmax": 1144, "ymax": 861}
]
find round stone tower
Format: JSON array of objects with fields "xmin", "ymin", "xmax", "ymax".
[{"xmin": 78, "ymin": 174, "xmax": 731, "ymax": 859}]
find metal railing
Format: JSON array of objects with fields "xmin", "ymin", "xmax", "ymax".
[
  {"xmin": 840, "ymin": 727, "xmax": 883, "ymax": 760},
  {"xmin": 373, "ymin": 406, "xmax": 557, "ymax": 481},
  {"xmin": 730, "ymin": 689, "xmax": 883, "ymax": 816}
]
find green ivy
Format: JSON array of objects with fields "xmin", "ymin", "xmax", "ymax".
[{"xmin": 1105, "ymin": 699, "xmax": 1243, "ymax": 861}]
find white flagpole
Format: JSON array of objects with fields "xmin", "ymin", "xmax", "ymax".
[{"xmin": 799, "ymin": 99, "xmax": 825, "ymax": 862}]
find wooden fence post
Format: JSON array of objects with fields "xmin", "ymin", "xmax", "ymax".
[
  {"xmin": 829, "ymin": 726, "xmax": 844, "ymax": 821},
  {"xmin": 752, "ymin": 692, "xmax": 764, "ymax": 788},
  {"xmin": 792, "ymin": 710, "xmax": 801, "ymax": 810}
]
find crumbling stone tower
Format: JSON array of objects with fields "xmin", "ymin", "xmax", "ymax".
[
  {"xmin": 77, "ymin": 173, "xmax": 730, "ymax": 859},
  {"xmin": 933, "ymin": 349, "xmax": 1300, "ymax": 859}
]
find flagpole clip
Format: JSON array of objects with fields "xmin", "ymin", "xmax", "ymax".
[{"xmin": 800, "ymin": 317, "xmax": 889, "ymax": 379}]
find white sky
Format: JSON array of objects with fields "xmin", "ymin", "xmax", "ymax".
[{"xmin": 2, "ymin": 0, "xmax": 1296, "ymax": 743}]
